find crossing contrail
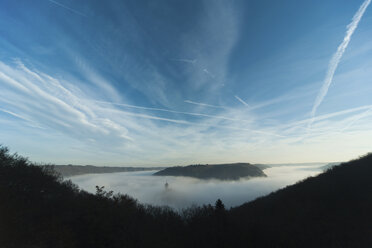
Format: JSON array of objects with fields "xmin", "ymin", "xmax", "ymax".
[
  {"xmin": 184, "ymin": 100, "xmax": 228, "ymax": 109},
  {"xmin": 48, "ymin": 0, "xmax": 87, "ymax": 17},
  {"xmin": 234, "ymin": 95, "xmax": 249, "ymax": 106},
  {"xmin": 95, "ymin": 100, "xmax": 248, "ymax": 122}
]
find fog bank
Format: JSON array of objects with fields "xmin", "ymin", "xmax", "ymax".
[{"xmin": 69, "ymin": 164, "xmax": 325, "ymax": 209}]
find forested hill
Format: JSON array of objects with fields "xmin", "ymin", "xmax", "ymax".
[
  {"xmin": 51, "ymin": 165, "xmax": 166, "ymax": 177},
  {"xmin": 229, "ymin": 153, "xmax": 372, "ymax": 247},
  {"xmin": 1, "ymin": 145, "xmax": 371, "ymax": 247},
  {"xmin": 154, "ymin": 163, "xmax": 266, "ymax": 180}
]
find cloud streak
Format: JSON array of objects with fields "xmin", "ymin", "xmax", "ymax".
[
  {"xmin": 310, "ymin": 0, "xmax": 371, "ymax": 126},
  {"xmin": 1, "ymin": 58, "xmax": 371, "ymax": 165},
  {"xmin": 0, "ymin": 60, "xmax": 132, "ymax": 146},
  {"xmin": 0, "ymin": 59, "xmax": 285, "ymax": 166}
]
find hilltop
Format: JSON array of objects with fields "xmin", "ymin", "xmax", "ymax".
[{"xmin": 153, "ymin": 163, "xmax": 267, "ymax": 180}]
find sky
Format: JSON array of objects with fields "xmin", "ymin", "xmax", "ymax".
[{"xmin": 0, "ymin": 0, "xmax": 372, "ymax": 166}]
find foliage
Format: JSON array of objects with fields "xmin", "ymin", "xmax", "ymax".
[{"xmin": 0, "ymin": 145, "xmax": 371, "ymax": 247}]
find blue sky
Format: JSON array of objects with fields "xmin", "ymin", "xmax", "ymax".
[{"xmin": 1, "ymin": 0, "xmax": 372, "ymax": 166}]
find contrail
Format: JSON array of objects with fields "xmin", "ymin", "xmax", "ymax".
[
  {"xmin": 184, "ymin": 100, "xmax": 228, "ymax": 109},
  {"xmin": 234, "ymin": 95, "xmax": 249, "ymax": 106},
  {"xmin": 0, "ymin": 108, "xmax": 45, "ymax": 129},
  {"xmin": 109, "ymin": 108, "xmax": 284, "ymax": 137},
  {"xmin": 203, "ymin": 68, "xmax": 215, "ymax": 78},
  {"xmin": 0, "ymin": 108, "xmax": 32, "ymax": 122},
  {"xmin": 48, "ymin": 0, "xmax": 87, "ymax": 17},
  {"xmin": 340, "ymin": 107, "xmax": 372, "ymax": 132},
  {"xmin": 285, "ymin": 104, "xmax": 372, "ymax": 129},
  {"xmin": 309, "ymin": 0, "xmax": 371, "ymax": 127},
  {"xmin": 170, "ymin": 58, "xmax": 197, "ymax": 64},
  {"xmin": 95, "ymin": 100, "xmax": 248, "ymax": 122}
]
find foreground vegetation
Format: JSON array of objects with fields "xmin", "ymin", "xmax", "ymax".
[
  {"xmin": 154, "ymin": 162, "xmax": 266, "ymax": 180},
  {"xmin": 0, "ymin": 146, "xmax": 371, "ymax": 247}
]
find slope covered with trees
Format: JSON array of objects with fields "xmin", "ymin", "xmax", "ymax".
[
  {"xmin": 0, "ymin": 146, "xmax": 371, "ymax": 247},
  {"xmin": 229, "ymin": 154, "xmax": 372, "ymax": 247},
  {"xmin": 154, "ymin": 163, "xmax": 266, "ymax": 180}
]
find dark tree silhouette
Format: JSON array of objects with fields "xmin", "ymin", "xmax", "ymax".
[
  {"xmin": 0, "ymin": 145, "xmax": 371, "ymax": 248},
  {"xmin": 215, "ymin": 199, "xmax": 225, "ymax": 211}
]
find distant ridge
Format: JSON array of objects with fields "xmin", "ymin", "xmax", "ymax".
[
  {"xmin": 154, "ymin": 163, "xmax": 267, "ymax": 180},
  {"xmin": 51, "ymin": 165, "xmax": 166, "ymax": 177}
]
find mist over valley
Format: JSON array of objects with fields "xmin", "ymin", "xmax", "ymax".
[{"xmin": 69, "ymin": 163, "xmax": 325, "ymax": 208}]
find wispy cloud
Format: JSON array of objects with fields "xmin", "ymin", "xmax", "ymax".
[
  {"xmin": 2, "ymin": 58, "xmax": 372, "ymax": 165},
  {"xmin": 48, "ymin": 0, "xmax": 87, "ymax": 17},
  {"xmin": 72, "ymin": 56, "xmax": 122, "ymax": 102},
  {"xmin": 177, "ymin": 0, "xmax": 239, "ymax": 92},
  {"xmin": 2, "ymin": 58, "xmax": 371, "ymax": 165},
  {"xmin": 0, "ymin": 60, "xmax": 132, "ymax": 146},
  {"xmin": 310, "ymin": 0, "xmax": 371, "ymax": 126},
  {"xmin": 0, "ymin": 59, "xmax": 284, "ymax": 164}
]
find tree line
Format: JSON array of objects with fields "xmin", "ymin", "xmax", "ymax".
[{"xmin": 0, "ymin": 146, "xmax": 371, "ymax": 247}]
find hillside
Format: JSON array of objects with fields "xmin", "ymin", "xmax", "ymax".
[
  {"xmin": 153, "ymin": 163, "xmax": 266, "ymax": 180},
  {"xmin": 0, "ymin": 146, "xmax": 183, "ymax": 248},
  {"xmin": 320, "ymin": 162, "xmax": 341, "ymax": 171},
  {"xmin": 51, "ymin": 165, "xmax": 166, "ymax": 177},
  {"xmin": 1, "ymin": 146, "xmax": 371, "ymax": 247},
  {"xmin": 229, "ymin": 154, "xmax": 372, "ymax": 247}
]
